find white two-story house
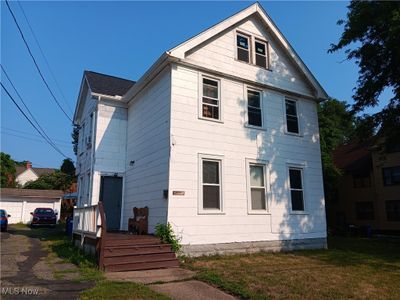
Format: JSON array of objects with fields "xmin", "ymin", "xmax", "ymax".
[{"xmin": 74, "ymin": 3, "xmax": 328, "ymax": 256}]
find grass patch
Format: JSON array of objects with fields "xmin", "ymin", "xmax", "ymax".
[
  {"xmin": 79, "ymin": 281, "xmax": 170, "ymax": 300},
  {"xmin": 185, "ymin": 236, "xmax": 400, "ymax": 300}
]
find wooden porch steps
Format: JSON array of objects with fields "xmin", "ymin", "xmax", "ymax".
[{"xmin": 101, "ymin": 232, "xmax": 179, "ymax": 272}]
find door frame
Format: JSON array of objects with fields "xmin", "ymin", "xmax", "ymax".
[{"xmin": 99, "ymin": 172, "xmax": 125, "ymax": 231}]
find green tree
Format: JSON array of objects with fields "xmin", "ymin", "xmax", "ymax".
[
  {"xmin": 318, "ymin": 99, "xmax": 355, "ymax": 200},
  {"xmin": 328, "ymin": 1, "xmax": 400, "ymax": 147},
  {"xmin": 0, "ymin": 152, "xmax": 16, "ymax": 187},
  {"xmin": 24, "ymin": 171, "xmax": 72, "ymax": 191},
  {"xmin": 72, "ymin": 124, "xmax": 79, "ymax": 156},
  {"xmin": 60, "ymin": 158, "xmax": 76, "ymax": 177}
]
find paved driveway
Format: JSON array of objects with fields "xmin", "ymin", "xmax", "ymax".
[{"xmin": 0, "ymin": 227, "xmax": 93, "ymax": 299}]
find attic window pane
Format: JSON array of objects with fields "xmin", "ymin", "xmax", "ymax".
[
  {"xmin": 237, "ymin": 34, "xmax": 250, "ymax": 63},
  {"xmin": 255, "ymin": 40, "xmax": 267, "ymax": 68}
]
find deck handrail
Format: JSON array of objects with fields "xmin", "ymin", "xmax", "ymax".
[{"xmin": 73, "ymin": 204, "xmax": 102, "ymax": 238}]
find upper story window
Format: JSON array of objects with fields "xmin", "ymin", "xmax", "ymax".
[
  {"xmin": 353, "ymin": 172, "xmax": 371, "ymax": 188},
  {"xmin": 79, "ymin": 122, "xmax": 85, "ymax": 154},
  {"xmin": 289, "ymin": 168, "xmax": 304, "ymax": 211},
  {"xmin": 237, "ymin": 33, "xmax": 250, "ymax": 63},
  {"xmin": 382, "ymin": 166, "xmax": 400, "ymax": 186},
  {"xmin": 255, "ymin": 40, "xmax": 268, "ymax": 68},
  {"xmin": 201, "ymin": 77, "xmax": 220, "ymax": 120},
  {"xmin": 247, "ymin": 89, "xmax": 262, "ymax": 127},
  {"xmin": 285, "ymin": 99, "xmax": 299, "ymax": 134},
  {"xmin": 386, "ymin": 200, "xmax": 400, "ymax": 222}
]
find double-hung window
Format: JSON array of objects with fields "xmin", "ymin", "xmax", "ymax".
[
  {"xmin": 237, "ymin": 33, "xmax": 250, "ymax": 63},
  {"xmin": 382, "ymin": 166, "xmax": 400, "ymax": 186},
  {"xmin": 202, "ymin": 77, "xmax": 220, "ymax": 120},
  {"xmin": 247, "ymin": 89, "xmax": 262, "ymax": 127},
  {"xmin": 255, "ymin": 40, "xmax": 268, "ymax": 68},
  {"xmin": 249, "ymin": 164, "xmax": 267, "ymax": 210},
  {"xmin": 285, "ymin": 99, "xmax": 299, "ymax": 134},
  {"xmin": 289, "ymin": 168, "xmax": 304, "ymax": 211},
  {"xmin": 201, "ymin": 159, "xmax": 222, "ymax": 210}
]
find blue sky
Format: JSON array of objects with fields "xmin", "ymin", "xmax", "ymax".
[{"xmin": 0, "ymin": 1, "xmax": 384, "ymax": 168}]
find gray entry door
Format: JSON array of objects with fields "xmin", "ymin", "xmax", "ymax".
[{"xmin": 100, "ymin": 176, "xmax": 123, "ymax": 231}]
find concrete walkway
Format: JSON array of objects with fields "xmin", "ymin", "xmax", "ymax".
[{"xmin": 105, "ymin": 268, "xmax": 238, "ymax": 300}]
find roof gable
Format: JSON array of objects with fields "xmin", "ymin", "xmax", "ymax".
[
  {"xmin": 168, "ymin": 3, "xmax": 328, "ymax": 100},
  {"xmin": 84, "ymin": 71, "xmax": 135, "ymax": 97}
]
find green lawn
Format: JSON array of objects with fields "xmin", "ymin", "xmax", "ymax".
[
  {"xmin": 184, "ymin": 236, "xmax": 400, "ymax": 300},
  {"xmin": 9, "ymin": 224, "xmax": 170, "ymax": 300}
]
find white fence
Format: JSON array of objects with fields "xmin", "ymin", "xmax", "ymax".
[{"xmin": 73, "ymin": 204, "xmax": 101, "ymax": 238}]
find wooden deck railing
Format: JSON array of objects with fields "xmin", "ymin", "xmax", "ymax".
[{"xmin": 73, "ymin": 203, "xmax": 102, "ymax": 238}]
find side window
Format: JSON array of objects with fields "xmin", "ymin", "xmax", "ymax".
[
  {"xmin": 382, "ymin": 166, "xmax": 400, "ymax": 186},
  {"xmin": 249, "ymin": 164, "xmax": 267, "ymax": 211},
  {"xmin": 247, "ymin": 89, "xmax": 262, "ymax": 127},
  {"xmin": 289, "ymin": 168, "xmax": 304, "ymax": 211},
  {"xmin": 237, "ymin": 33, "xmax": 250, "ymax": 63},
  {"xmin": 201, "ymin": 77, "xmax": 220, "ymax": 120},
  {"xmin": 200, "ymin": 158, "xmax": 222, "ymax": 212},
  {"xmin": 255, "ymin": 40, "xmax": 268, "ymax": 68},
  {"xmin": 80, "ymin": 122, "xmax": 85, "ymax": 153},
  {"xmin": 285, "ymin": 99, "xmax": 299, "ymax": 134}
]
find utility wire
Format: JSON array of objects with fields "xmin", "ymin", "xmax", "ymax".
[
  {"xmin": 16, "ymin": 1, "xmax": 74, "ymax": 115},
  {"xmin": 1, "ymin": 126, "xmax": 71, "ymax": 145},
  {"xmin": 1, "ymin": 64, "xmax": 68, "ymax": 153},
  {"xmin": 1, "ymin": 131, "xmax": 71, "ymax": 149},
  {"xmin": 1, "ymin": 82, "xmax": 69, "ymax": 158},
  {"xmin": 5, "ymin": 0, "xmax": 73, "ymax": 122}
]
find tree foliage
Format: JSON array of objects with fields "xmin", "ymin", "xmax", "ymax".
[
  {"xmin": 24, "ymin": 171, "xmax": 72, "ymax": 191},
  {"xmin": 318, "ymin": 99, "xmax": 355, "ymax": 200},
  {"xmin": 72, "ymin": 124, "xmax": 80, "ymax": 156},
  {"xmin": 329, "ymin": 1, "xmax": 400, "ymax": 146},
  {"xmin": 61, "ymin": 158, "xmax": 76, "ymax": 177},
  {"xmin": 0, "ymin": 152, "xmax": 16, "ymax": 187}
]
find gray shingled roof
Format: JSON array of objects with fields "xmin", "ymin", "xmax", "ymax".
[
  {"xmin": 84, "ymin": 71, "xmax": 135, "ymax": 97},
  {"xmin": 15, "ymin": 166, "xmax": 56, "ymax": 177},
  {"xmin": 1, "ymin": 188, "xmax": 63, "ymax": 198}
]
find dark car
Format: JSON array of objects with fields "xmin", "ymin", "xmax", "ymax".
[
  {"xmin": 30, "ymin": 208, "xmax": 57, "ymax": 228},
  {"xmin": 0, "ymin": 209, "xmax": 11, "ymax": 231}
]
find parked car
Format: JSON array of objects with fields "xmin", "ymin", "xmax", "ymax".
[
  {"xmin": 30, "ymin": 208, "xmax": 57, "ymax": 228},
  {"xmin": 0, "ymin": 209, "xmax": 11, "ymax": 232}
]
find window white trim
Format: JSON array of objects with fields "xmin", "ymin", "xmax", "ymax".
[
  {"xmin": 246, "ymin": 158, "xmax": 270, "ymax": 214},
  {"xmin": 235, "ymin": 31, "xmax": 251, "ymax": 64},
  {"xmin": 198, "ymin": 153, "xmax": 224, "ymax": 214},
  {"xmin": 254, "ymin": 38, "xmax": 269, "ymax": 69},
  {"xmin": 198, "ymin": 74, "xmax": 223, "ymax": 123},
  {"xmin": 244, "ymin": 86, "xmax": 265, "ymax": 130},
  {"xmin": 287, "ymin": 164, "xmax": 307, "ymax": 213},
  {"xmin": 284, "ymin": 97, "xmax": 302, "ymax": 136}
]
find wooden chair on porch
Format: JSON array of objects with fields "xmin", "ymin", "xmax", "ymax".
[{"xmin": 128, "ymin": 206, "xmax": 149, "ymax": 235}]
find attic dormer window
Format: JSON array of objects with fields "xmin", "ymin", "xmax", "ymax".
[
  {"xmin": 255, "ymin": 39, "xmax": 268, "ymax": 68},
  {"xmin": 237, "ymin": 33, "xmax": 250, "ymax": 63}
]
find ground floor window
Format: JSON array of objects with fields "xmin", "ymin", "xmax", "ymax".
[
  {"xmin": 289, "ymin": 168, "xmax": 304, "ymax": 211},
  {"xmin": 248, "ymin": 163, "xmax": 267, "ymax": 211},
  {"xmin": 356, "ymin": 202, "xmax": 374, "ymax": 220},
  {"xmin": 386, "ymin": 200, "xmax": 400, "ymax": 221},
  {"xmin": 200, "ymin": 157, "xmax": 222, "ymax": 211}
]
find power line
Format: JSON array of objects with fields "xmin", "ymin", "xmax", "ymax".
[
  {"xmin": 1, "ymin": 82, "xmax": 69, "ymax": 158},
  {"xmin": 1, "ymin": 126, "xmax": 71, "ymax": 145},
  {"xmin": 1, "ymin": 64, "xmax": 69, "ymax": 152},
  {"xmin": 4, "ymin": 0, "xmax": 73, "ymax": 123},
  {"xmin": 16, "ymin": 1, "xmax": 74, "ymax": 115},
  {"xmin": 1, "ymin": 131, "xmax": 71, "ymax": 149}
]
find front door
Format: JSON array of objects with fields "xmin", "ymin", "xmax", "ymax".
[{"xmin": 100, "ymin": 176, "xmax": 123, "ymax": 231}]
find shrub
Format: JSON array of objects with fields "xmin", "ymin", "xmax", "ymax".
[{"xmin": 154, "ymin": 222, "xmax": 181, "ymax": 253}]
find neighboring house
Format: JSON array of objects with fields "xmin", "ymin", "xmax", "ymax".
[
  {"xmin": 73, "ymin": 3, "xmax": 328, "ymax": 255},
  {"xmin": 15, "ymin": 161, "xmax": 56, "ymax": 187},
  {"xmin": 330, "ymin": 139, "xmax": 400, "ymax": 233},
  {"xmin": 0, "ymin": 188, "xmax": 62, "ymax": 224}
]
